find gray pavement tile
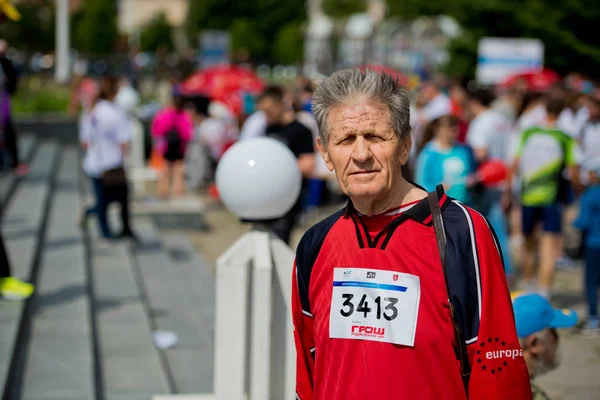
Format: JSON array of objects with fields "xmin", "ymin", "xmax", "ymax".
[
  {"xmin": 20, "ymin": 145, "xmax": 95, "ymax": 400},
  {"xmin": 91, "ymin": 231, "xmax": 170, "ymax": 397},
  {"xmin": 132, "ymin": 218, "xmax": 214, "ymax": 394},
  {"xmin": 0, "ymin": 140, "xmax": 58, "ymax": 394}
]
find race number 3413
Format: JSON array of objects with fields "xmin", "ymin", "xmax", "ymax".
[{"xmin": 329, "ymin": 268, "xmax": 420, "ymax": 346}]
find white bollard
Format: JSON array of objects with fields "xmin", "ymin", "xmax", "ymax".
[
  {"xmin": 211, "ymin": 229, "xmax": 296, "ymax": 400},
  {"xmin": 214, "ymin": 233, "xmax": 253, "ymax": 400},
  {"xmin": 250, "ymin": 231, "xmax": 273, "ymax": 400}
]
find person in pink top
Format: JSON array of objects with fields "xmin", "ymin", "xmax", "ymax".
[{"xmin": 151, "ymin": 90, "xmax": 193, "ymax": 198}]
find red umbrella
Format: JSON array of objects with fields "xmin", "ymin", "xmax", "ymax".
[
  {"xmin": 360, "ymin": 64, "xmax": 408, "ymax": 86},
  {"xmin": 181, "ymin": 65, "xmax": 265, "ymax": 115},
  {"xmin": 499, "ymin": 68, "xmax": 560, "ymax": 92}
]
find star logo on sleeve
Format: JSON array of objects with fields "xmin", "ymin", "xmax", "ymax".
[{"xmin": 478, "ymin": 336, "xmax": 523, "ymax": 376}]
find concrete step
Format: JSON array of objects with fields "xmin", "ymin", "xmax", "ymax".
[
  {"xmin": 0, "ymin": 139, "xmax": 59, "ymax": 396},
  {"xmin": 90, "ymin": 225, "xmax": 170, "ymax": 399},
  {"xmin": 131, "ymin": 195, "xmax": 207, "ymax": 231},
  {"xmin": 133, "ymin": 218, "xmax": 214, "ymax": 394},
  {"xmin": 19, "ymin": 145, "xmax": 95, "ymax": 400},
  {"xmin": 0, "ymin": 135, "xmax": 37, "ymax": 208}
]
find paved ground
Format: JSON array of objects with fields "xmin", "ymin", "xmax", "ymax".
[{"xmin": 163, "ymin": 194, "xmax": 600, "ymax": 400}]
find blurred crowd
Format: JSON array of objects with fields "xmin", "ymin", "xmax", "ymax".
[
  {"xmin": 68, "ymin": 64, "xmax": 600, "ymax": 337},
  {"xmin": 408, "ymin": 73, "xmax": 600, "ymax": 336}
]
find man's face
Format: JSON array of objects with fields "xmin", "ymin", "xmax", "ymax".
[
  {"xmin": 449, "ymin": 85, "xmax": 466, "ymax": 104},
  {"xmin": 465, "ymin": 98, "xmax": 481, "ymax": 121},
  {"xmin": 317, "ymin": 98, "xmax": 411, "ymax": 202},
  {"xmin": 526, "ymin": 328, "xmax": 560, "ymax": 378},
  {"xmin": 420, "ymin": 84, "xmax": 437, "ymax": 102},
  {"xmin": 258, "ymin": 97, "xmax": 285, "ymax": 126}
]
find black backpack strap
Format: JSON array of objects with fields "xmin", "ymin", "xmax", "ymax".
[{"xmin": 428, "ymin": 187, "xmax": 471, "ymax": 395}]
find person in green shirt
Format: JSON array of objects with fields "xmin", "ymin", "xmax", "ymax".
[{"xmin": 504, "ymin": 97, "xmax": 582, "ymax": 299}]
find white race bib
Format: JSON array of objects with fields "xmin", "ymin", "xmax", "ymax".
[{"xmin": 329, "ymin": 268, "xmax": 420, "ymax": 346}]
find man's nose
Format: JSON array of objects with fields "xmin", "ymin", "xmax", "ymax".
[{"xmin": 351, "ymin": 137, "xmax": 371, "ymax": 163}]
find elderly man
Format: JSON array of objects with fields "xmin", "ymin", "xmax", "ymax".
[
  {"xmin": 292, "ymin": 68, "xmax": 531, "ymax": 399},
  {"xmin": 512, "ymin": 292, "xmax": 578, "ymax": 399}
]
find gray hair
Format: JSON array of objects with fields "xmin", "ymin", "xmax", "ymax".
[{"xmin": 312, "ymin": 68, "xmax": 411, "ymax": 145}]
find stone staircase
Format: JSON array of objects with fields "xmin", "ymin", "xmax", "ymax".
[{"xmin": 0, "ymin": 137, "xmax": 215, "ymax": 400}]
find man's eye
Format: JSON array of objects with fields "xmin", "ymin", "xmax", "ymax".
[{"xmin": 365, "ymin": 134, "xmax": 381, "ymax": 141}]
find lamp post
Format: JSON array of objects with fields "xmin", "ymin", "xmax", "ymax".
[
  {"xmin": 213, "ymin": 137, "xmax": 301, "ymax": 400},
  {"xmin": 153, "ymin": 138, "xmax": 300, "ymax": 400},
  {"xmin": 55, "ymin": 0, "xmax": 70, "ymax": 83}
]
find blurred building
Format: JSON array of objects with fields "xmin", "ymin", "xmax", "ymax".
[
  {"xmin": 14, "ymin": 0, "xmax": 83, "ymax": 11},
  {"xmin": 118, "ymin": 0, "xmax": 188, "ymax": 34}
]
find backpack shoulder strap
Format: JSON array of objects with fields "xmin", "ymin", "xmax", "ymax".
[{"xmin": 428, "ymin": 187, "xmax": 472, "ymax": 395}]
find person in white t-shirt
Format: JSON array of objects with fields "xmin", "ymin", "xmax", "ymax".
[
  {"xmin": 466, "ymin": 88, "xmax": 514, "ymax": 276},
  {"xmin": 557, "ymin": 91, "xmax": 589, "ymax": 140},
  {"xmin": 239, "ymin": 110, "xmax": 267, "ymax": 140},
  {"xmin": 580, "ymin": 96, "xmax": 600, "ymax": 185},
  {"xmin": 466, "ymin": 88, "xmax": 512, "ymax": 163},
  {"xmin": 80, "ymin": 77, "xmax": 134, "ymax": 240},
  {"xmin": 420, "ymin": 81, "xmax": 452, "ymax": 122}
]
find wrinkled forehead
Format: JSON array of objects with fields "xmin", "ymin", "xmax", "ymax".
[{"xmin": 327, "ymin": 98, "xmax": 392, "ymax": 136}]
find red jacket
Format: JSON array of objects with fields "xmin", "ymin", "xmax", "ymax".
[{"xmin": 292, "ymin": 190, "xmax": 531, "ymax": 399}]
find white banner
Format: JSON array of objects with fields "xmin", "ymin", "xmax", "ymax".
[{"xmin": 476, "ymin": 37, "xmax": 544, "ymax": 85}]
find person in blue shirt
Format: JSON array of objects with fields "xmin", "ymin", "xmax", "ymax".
[
  {"xmin": 415, "ymin": 115, "xmax": 476, "ymax": 204},
  {"xmin": 574, "ymin": 164, "xmax": 600, "ymax": 335}
]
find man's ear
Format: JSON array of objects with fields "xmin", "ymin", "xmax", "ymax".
[
  {"xmin": 400, "ymin": 135, "xmax": 412, "ymax": 165},
  {"xmin": 317, "ymin": 137, "xmax": 334, "ymax": 171},
  {"xmin": 525, "ymin": 334, "xmax": 541, "ymax": 356}
]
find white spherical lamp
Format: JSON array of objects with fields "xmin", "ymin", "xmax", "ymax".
[{"xmin": 216, "ymin": 137, "xmax": 302, "ymax": 221}]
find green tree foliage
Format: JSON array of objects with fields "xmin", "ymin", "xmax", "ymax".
[
  {"xmin": 140, "ymin": 13, "xmax": 174, "ymax": 52},
  {"xmin": 322, "ymin": 0, "xmax": 366, "ymax": 17},
  {"xmin": 386, "ymin": 0, "xmax": 600, "ymax": 78},
  {"xmin": 386, "ymin": 0, "xmax": 458, "ymax": 21},
  {"xmin": 273, "ymin": 22, "xmax": 304, "ymax": 64},
  {"xmin": 71, "ymin": 0, "xmax": 118, "ymax": 54},
  {"xmin": 0, "ymin": 0, "xmax": 55, "ymax": 52},
  {"xmin": 185, "ymin": 0, "xmax": 306, "ymax": 62},
  {"xmin": 230, "ymin": 18, "xmax": 266, "ymax": 60}
]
